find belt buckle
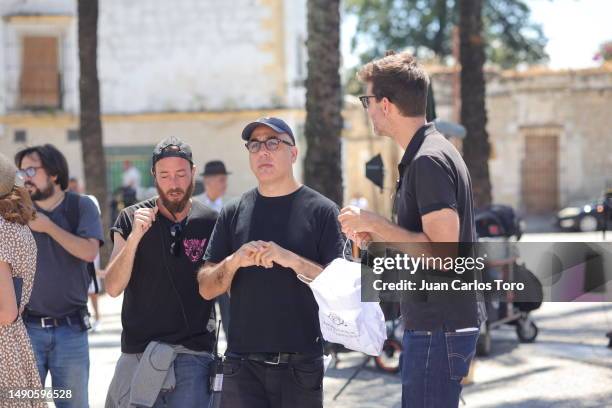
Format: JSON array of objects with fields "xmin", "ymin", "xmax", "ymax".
[
  {"xmin": 41, "ymin": 317, "xmax": 55, "ymax": 328},
  {"xmin": 264, "ymin": 352, "xmax": 282, "ymax": 365}
]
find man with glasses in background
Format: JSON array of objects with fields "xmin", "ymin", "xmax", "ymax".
[
  {"xmin": 15, "ymin": 144, "xmax": 104, "ymax": 408},
  {"xmin": 198, "ymin": 117, "xmax": 345, "ymax": 408},
  {"xmin": 104, "ymin": 137, "xmax": 218, "ymax": 408}
]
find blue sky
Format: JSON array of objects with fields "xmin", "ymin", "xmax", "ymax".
[{"xmin": 341, "ymin": 0, "xmax": 612, "ymax": 70}]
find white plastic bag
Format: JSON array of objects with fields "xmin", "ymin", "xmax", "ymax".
[{"xmin": 308, "ymin": 258, "xmax": 387, "ymax": 356}]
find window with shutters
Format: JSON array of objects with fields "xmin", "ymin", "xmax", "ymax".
[{"xmin": 19, "ymin": 36, "xmax": 61, "ymax": 109}]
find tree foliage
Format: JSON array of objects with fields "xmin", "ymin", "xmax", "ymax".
[
  {"xmin": 595, "ymin": 40, "xmax": 612, "ymax": 62},
  {"xmin": 345, "ymin": 0, "xmax": 548, "ymax": 69}
]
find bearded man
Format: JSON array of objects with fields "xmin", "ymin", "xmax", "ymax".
[
  {"xmin": 104, "ymin": 137, "xmax": 218, "ymax": 408},
  {"xmin": 15, "ymin": 144, "xmax": 104, "ymax": 408}
]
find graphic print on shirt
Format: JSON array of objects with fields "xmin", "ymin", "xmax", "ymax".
[{"xmin": 183, "ymin": 238, "xmax": 208, "ymax": 263}]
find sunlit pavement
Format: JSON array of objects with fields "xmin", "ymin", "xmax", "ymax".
[{"xmin": 320, "ymin": 301, "xmax": 612, "ymax": 408}]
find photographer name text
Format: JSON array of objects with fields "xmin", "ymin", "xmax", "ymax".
[{"xmin": 373, "ymin": 279, "xmax": 525, "ymax": 292}]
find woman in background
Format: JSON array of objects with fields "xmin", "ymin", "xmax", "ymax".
[{"xmin": 0, "ymin": 152, "xmax": 45, "ymax": 408}]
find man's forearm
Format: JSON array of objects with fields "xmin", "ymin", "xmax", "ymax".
[
  {"xmin": 289, "ymin": 255, "xmax": 323, "ymax": 281},
  {"xmin": 46, "ymin": 223, "xmax": 99, "ymax": 262},
  {"xmin": 105, "ymin": 236, "xmax": 139, "ymax": 297},
  {"xmin": 367, "ymin": 217, "xmax": 441, "ymax": 258},
  {"xmin": 370, "ymin": 216, "xmax": 466, "ymax": 261},
  {"xmin": 370, "ymin": 217, "xmax": 430, "ymax": 243},
  {"xmin": 198, "ymin": 257, "xmax": 238, "ymax": 300}
]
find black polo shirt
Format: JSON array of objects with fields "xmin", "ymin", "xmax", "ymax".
[{"xmin": 394, "ymin": 123, "xmax": 481, "ymax": 331}]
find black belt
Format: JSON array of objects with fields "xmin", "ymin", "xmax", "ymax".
[
  {"xmin": 229, "ymin": 352, "xmax": 322, "ymax": 365},
  {"xmin": 24, "ymin": 312, "xmax": 81, "ymax": 328}
]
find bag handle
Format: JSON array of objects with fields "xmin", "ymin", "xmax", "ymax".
[
  {"xmin": 296, "ymin": 238, "xmax": 352, "ymax": 284},
  {"xmin": 342, "ymin": 237, "xmax": 351, "ymax": 260}
]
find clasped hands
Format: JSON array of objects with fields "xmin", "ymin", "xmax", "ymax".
[{"xmin": 230, "ymin": 240, "xmax": 297, "ymax": 270}]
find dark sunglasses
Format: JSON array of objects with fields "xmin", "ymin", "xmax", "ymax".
[
  {"xmin": 245, "ymin": 138, "xmax": 294, "ymax": 154},
  {"xmin": 358, "ymin": 95, "xmax": 377, "ymax": 109},
  {"xmin": 169, "ymin": 223, "xmax": 183, "ymax": 257},
  {"xmin": 17, "ymin": 166, "xmax": 43, "ymax": 179}
]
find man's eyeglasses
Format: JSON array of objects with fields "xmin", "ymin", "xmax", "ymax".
[
  {"xmin": 17, "ymin": 166, "xmax": 43, "ymax": 179},
  {"xmin": 169, "ymin": 223, "xmax": 183, "ymax": 257},
  {"xmin": 245, "ymin": 138, "xmax": 295, "ymax": 154},
  {"xmin": 358, "ymin": 95, "xmax": 377, "ymax": 109}
]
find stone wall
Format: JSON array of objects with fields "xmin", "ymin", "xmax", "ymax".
[
  {"xmin": 487, "ymin": 67, "xmax": 612, "ymax": 210},
  {"xmin": 430, "ymin": 65, "xmax": 612, "ymax": 212}
]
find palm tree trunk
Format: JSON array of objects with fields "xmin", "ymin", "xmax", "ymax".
[
  {"xmin": 304, "ymin": 0, "xmax": 343, "ymax": 205},
  {"xmin": 459, "ymin": 0, "xmax": 492, "ymax": 208},
  {"xmin": 78, "ymin": 0, "xmax": 109, "ymax": 263}
]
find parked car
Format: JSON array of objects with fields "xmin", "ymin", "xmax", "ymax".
[{"xmin": 557, "ymin": 198, "xmax": 611, "ymax": 232}]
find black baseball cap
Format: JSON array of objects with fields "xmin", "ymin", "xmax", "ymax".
[
  {"xmin": 241, "ymin": 117, "xmax": 295, "ymax": 144},
  {"xmin": 152, "ymin": 136, "xmax": 193, "ymax": 169}
]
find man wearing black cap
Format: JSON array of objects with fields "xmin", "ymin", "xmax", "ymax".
[
  {"xmin": 194, "ymin": 160, "xmax": 232, "ymax": 337},
  {"xmin": 198, "ymin": 117, "xmax": 345, "ymax": 408},
  {"xmin": 194, "ymin": 160, "xmax": 230, "ymax": 213},
  {"xmin": 104, "ymin": 137, "xmax": 219, "ymax": 408}
]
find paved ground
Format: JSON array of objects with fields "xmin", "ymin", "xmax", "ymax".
[
  {"xmin": 321, "ymin": 302, "xmax": 612, "ymax": 408},
  {"xmin": 75, "ymin": 231, "xmax": 612, "ymax": 407}
]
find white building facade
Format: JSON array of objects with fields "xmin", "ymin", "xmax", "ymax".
[{"xmin": 0, "ymin": 0, "xmax": 309, "ymax": 199}]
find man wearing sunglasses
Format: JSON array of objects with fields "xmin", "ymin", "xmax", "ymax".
[
  {"xmin": 104, "ymin": 137, "xmax": 218, "ymax": 408},
  {"xmin": 198, "ymin": 117, "xmax": 345, "ymax": 408},
  {"xmin": 339, "ymin": 52, "xmax": 483, "ymax": 408}
]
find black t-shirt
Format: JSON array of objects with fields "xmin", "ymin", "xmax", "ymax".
[
  {"xmin": 204, "ymin": 186, "xmax": 345, "ymax": 354},
  {"xmin": 111, "ymin": 198, "xmax": 218, "ymax": 354},
  {"xmin": 395, "ymin": 123, "xmax": 481, "ymax": 331}
]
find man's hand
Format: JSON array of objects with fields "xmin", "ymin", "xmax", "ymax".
[
  {"xmin": 256, "ymin": 241, "xmax": 297, "ymax": 269},
  {"xmin": 338, "ymin": 206, "xmax": 385, "ymax": 236},
  {"xmin": 227, "ymin": 241, "xmax": 268, "ymax": 270},
  {"xmin": 130, "ymin": 206, "xmax": 158, "ymax": 242},
  {"xmin": 198, "ymin": 240, "xmax": 273, "ymax": 300},
  {"xmin": 28, "ymin": 212, "xmax": 52, "ymax": 233},
  {"xmin": 352, "ymin": 232, "xmax": 373, "ymax": 250}
]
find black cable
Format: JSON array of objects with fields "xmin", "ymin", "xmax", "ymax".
[{"xmin": 157, "ymin": 219, "xmax": 194, "ymax": 339}]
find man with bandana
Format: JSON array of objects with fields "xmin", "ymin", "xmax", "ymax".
[{"xmin": 104, "ymin": 137, "xmax": 218, "ymax": 407}]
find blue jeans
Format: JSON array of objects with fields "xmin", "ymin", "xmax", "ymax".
[
  {"xmin": 153, "ymin": 353, "xmax": 213, "ymax": 408},
  {"xmin": 401, "ymin": 329, "xmax": 478, "ymax": 408},
  {"xmin": 25, "ymin": 322, "xmax": 90, "ymax": 408}
]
